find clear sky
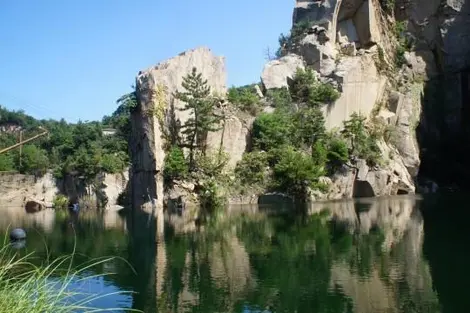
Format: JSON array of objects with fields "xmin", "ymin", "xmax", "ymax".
[{"xmin": 0, "ymin": 0, "xmax": 293, "ymax": 122}]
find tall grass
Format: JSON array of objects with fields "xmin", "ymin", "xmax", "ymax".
[{"xmin": 0, "ymin": 233, "xmax": 141, "ymax": 313}]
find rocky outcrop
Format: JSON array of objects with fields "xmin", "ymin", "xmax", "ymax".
[
  {"xmin": 262, "ymin": 1, "xmax": 388, "ymax": 130},
  {"xmin": 261, "ymin": 0, "xmax": 427, "ymax": 197},
  {"xmin": 0, "ymin": 171, "xmax": 128, "ymax": 210},
  {"xmin": 293, "ymin": 0, "xmax": 383, "ymax": 48},
  {"xmin": 261, "ymin": 54, "xmax": 305, "ymax": 90},
  {"xmin": 399, "ymin": 0, "xmax": 470, "ymax": 74},
  {"xmin": 130, "ymin": 47, "xmax": 227, "ymax": 212},
  {"xmin": 131, "ymin": 47, "xmax": 251, "ymax": 211},
  {"xmin": 313, "ymin": 144, "xmax": 415, "ymax": 201}
]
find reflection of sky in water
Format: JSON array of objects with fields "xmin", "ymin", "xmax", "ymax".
[
  {"xmin": 242, "ymin": 305, "xmax": 272, "ymax": 313},
  {"xmin": 49, "ymin": 272, "xmax": 133, "ymax": 313}
]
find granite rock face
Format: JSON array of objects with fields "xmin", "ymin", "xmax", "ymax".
[
  {"xmin": 261, "ymin": 54, "xmax": 305, "ymax": 90},
  {"xmin": 131, "ymin": 47, "xmax": 250, "ymax": 211},
  {"xmin": 400, "ymin": 0, "xmax": 470, "ymax": 74}
]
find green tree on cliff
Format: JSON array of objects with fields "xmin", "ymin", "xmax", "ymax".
[{"xmin": 174, "ymin": 67, "xmax": 223, "ymax": 169}]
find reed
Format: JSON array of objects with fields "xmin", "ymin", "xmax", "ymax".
[{"xmin": 0, "ymin": 234, "xmax": 141, "ymax": 313}]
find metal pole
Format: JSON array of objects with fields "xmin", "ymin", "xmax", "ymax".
[
  {"xmin": 19, "ymin": 130, "xmax": 23, "ymax": 168},
  {"xmin": 0, "ymin": 130, "xmax": 48, "ymax": 155}
]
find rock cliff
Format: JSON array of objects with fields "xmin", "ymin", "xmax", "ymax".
[
  {"xmin": 130, "ymin": 47, "xmax": 251, "ymax": 211},
  {"xmin": 130, "ymin": 0, "xmax": 470, "ymax": 207},
  {"xmin": 398, "ymin": 0, "xmax": 470, "ymax": 190},
  {"xmin": 261, "ymin": 0, "xmax": 421, "ymax": 198},
  {"xmin": 0, "ymin": 171, "xmax": 128, "ymax": 210}
]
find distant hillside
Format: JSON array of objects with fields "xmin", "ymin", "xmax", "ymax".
[{"xmin": 0, "ymin": 93, "xmax": 133, "ymax": 182}]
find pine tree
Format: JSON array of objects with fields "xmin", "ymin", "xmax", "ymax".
[{"xmin": 174, "ymin": 67, "xmax": 222, "ymax": 169}]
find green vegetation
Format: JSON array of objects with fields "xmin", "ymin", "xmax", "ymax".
[
  {"xmin": 380, "ymin": 0, "xmax": 396, "ymax": 14},
  {"xmin": 289, "ymin": 68, "xmax": 339, "ymax": 107},
  {"xmin": 0, "ymin": 99, "xmax": 131, "ymax": 183},
  {"xmin": 52, "ymin": 194, "xmax": 69, "ymax": 210},
  {"xmin": 341, "ymin": 112, "xmax": 381, "ymax": 166},
  {"xmin": 0, "ymin": 242, "xmax": 138, "ymax": 313},
  {"xmin": 163, "ymin": 67, "xmax": 228, "ymax": 208},
  {"xmin": 233, "ymin": 68, "xmax": 381, "ymax": 199},
  {"xmin": 393, "ymin": 21, "xmax": 412, "ymax": 68},
  {"xmin": 265, "ymin": 87, "xmax": 292, "ymax": 109},
  {"xmin": 234, "ymin": 151, "xmax": 269, "ymax": 194},
  {"xmin": 227, "ymin": 83, "xmax": 262, "ymax": 115},
  {"xmin": 173, "ymin": 67, "xmax": 223, "ymax": 170}
]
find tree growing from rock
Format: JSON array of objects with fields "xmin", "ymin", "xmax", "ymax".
[{"xmin": 174, "ymin": 67, "xmax": 223, "ymax": 169}]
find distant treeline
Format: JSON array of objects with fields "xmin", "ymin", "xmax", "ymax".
[{"xmin": 0, "ymin": 92, "xmax": 135, "ymax": 183}]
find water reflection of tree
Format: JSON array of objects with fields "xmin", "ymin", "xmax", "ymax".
[{"xmin": 158, "ymin": 208, "xmax": 439, "ymax": 313}]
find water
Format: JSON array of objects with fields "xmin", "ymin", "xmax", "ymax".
[{"xmin": 0, "ymin": 194, "xmax": 468, "ymax": 313}]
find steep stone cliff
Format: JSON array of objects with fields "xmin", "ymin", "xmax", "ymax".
[
  {"xmin": 130, "ymin": 0, "xmax": 470, "ymax": 207},
  {"xmin": 398, "ymin": 0, "xmax": 470, "ymax": 190},
  {"xmin": 0, "ymin": 171, "xmax": 128, "ymax": 210},
  {"xmin": 130, "ymin": 47, "xmax": 251, "ymax": 212},
  {"xmin": 261, "ymin": 0, "xmax": 421, "ymax": 199}
]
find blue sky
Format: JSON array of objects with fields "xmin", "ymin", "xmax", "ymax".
[{"xmin": 0, "ymin": 1, "xmax": 293, "ymax": 122}]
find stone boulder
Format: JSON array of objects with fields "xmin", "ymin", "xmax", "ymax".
[
  {"xmin": 404, "ymin": 51, "xmax": 438, "ymax": 80},
  {"xmin": 261, "ymin": 54, "xmax": 305, "ymax": 90},
  {"xmin": 296, "ymin": 33, "xmax": 337, "ymax": 76},
  {"xmin": 318, "ymin": 166, "xmax": 356, "ymax": 200},
  {"xmin": 25, "ymin": 199, "xmax": 46, "ymax": 213},
  {"xmin": 353, "ymin": 154, "xmax": 415, "ymax": 198}
]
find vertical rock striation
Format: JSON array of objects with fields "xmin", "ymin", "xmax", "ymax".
[{"xmin": 130, "ymin": 47, "xmax": 251, "ymax": 211}]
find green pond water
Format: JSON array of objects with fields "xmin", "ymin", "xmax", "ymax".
[{"xmin": 0, "ymin": 194, "xmax": 467, "ymax": 313}]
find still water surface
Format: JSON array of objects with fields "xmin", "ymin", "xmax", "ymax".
[{"xmin": 0, "ymin": 194, "xmax": 466, "ymax": 313}]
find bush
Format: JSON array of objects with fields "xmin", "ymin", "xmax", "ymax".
[
  {"xmin": 309, "ymin": 82, "xmax": 340, "ymax": 106},
  {"xmin": 252, "ymin": 111, "xmax": 293, "ymax": 151},
  {"xmin": 395, "ymin": 45, "xmax": 407, "ymax": 68},
  {"xmin": 227, "ymin": 84, "xmax": 261, "ymax": 115},
  {"xmin": 290, "ymin": 68, "xmax": 339, "ymax": 107},
  {"xmin": 272, "ymin": 146, "xmax": 325, "ymax": 198},
  {"xmin": 163, "ymin": 146, "xmax": 188, "ymax": 183},
  {"xmin": 265, "ymin": 88, "xmax": 292, "ymax": 109},
  {"xmin": 234, "ymin": 151, "xmax": 269, "ymax": 189},
  {"xmin": 99, "ymin": 152, "xmax": 128, "ymax": 174},
  {"xmin": 311, "ymin": 136, "xmax": 349, "ymax": 175},
  {"xmin": 325, "ymin": 136, "xmax": 350, "ymax": 172},
  {"xmin": 17, "ymin": 144, "xmax": 49, "ymax": 176},
  {"xmin": 293, "ymin": 107, "xmax": 326, "ymax": 147},
  {"xmin": 0, "ymin": 154, "xmax": 15, "ymax": 172},
  {"xmin": 380, "ymin": 0, "xmax": 395, "ymax": 13},
  {"xmin": 393, "ymin": 21, "xmax": 412, "ymax": 68},
  {"xmin": 193, "ymin": 151, "xmax": 230, "ymax": 210},
  {"xmin": 311, "ymin": 141, "xmax": 328, "ymax": 168},
  {"xmin": 290, "ymin": 68, "xmax": 317, "ymax": 104},
  {"xmin": 53, "ymin": 194, "xmax": 69, "ymax": 210},
  {"xmin": 341, "ymin": 113, "xmax": 381, "ymax": 166}
]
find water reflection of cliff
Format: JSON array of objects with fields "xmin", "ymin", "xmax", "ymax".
[
  {"xmin": 157, "ymin": 196, "xmax": 440, "ymax": 313},
  {"xmin": 0, "ymin": 204, "xmax": 56, "ymax": 233},
  {"xmin": 316, "ymin": 196, "xmax": 439, "ymax": 313}
]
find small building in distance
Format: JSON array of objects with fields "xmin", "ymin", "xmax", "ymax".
[{"xmin": 102, "ymin": 128, "xmax": 117, "ymax": 136}]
